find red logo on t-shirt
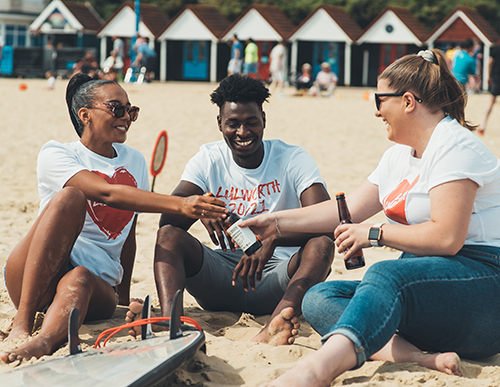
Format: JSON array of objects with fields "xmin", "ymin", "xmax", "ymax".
[
  {"xmin": 383, "ymin": 176, "xmax": 419, "ymax": 225},
  {"xmin": 87, "ymin": 167, "xmax": 137, "ymax": 240}
]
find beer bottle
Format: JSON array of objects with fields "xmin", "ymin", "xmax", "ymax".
[
  {"xmin": 223, "ymin": 211, "xmax": 262, "ymax": 256},
  {"xmin": 335, "ymin": 192, "xmax": 365, "ymax": 270},
  {"xmin": 205, "ymin": 192, "xmax": 262, "ymax": 256}
]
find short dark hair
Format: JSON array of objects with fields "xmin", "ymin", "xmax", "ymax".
[{"xmin": 210, "ymin": 74, "xmax": 270, "ymax": 110}]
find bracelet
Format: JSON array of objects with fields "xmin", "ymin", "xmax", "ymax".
[{"xmin": 274, "ymin": 213, "xmax": 282, "ymax": 238}]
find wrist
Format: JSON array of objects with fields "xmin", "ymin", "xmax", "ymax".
[{"xmin": 368, "ymin": 222, "xmax": 385, "ymax": 247}]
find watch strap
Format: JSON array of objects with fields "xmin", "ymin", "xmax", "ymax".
[{"xmin": 369, "ymin": 222, "xmax": 384, "ymax": 247}]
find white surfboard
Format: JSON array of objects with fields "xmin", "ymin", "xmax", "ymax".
[{"xmin": 3, "ymin": 291, "xmax": 204, "ymax": 387}]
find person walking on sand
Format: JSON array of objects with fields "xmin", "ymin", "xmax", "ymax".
[
  {"xmin": 242, "ymin": 49, "xmax": 500, "ymax": 386},
  {"xmin": 227, "ymin": 34, "xmax": 243, "ymax": 76},
  {"xmin": 478, "ymin": 41, "xmax": 500, "ymax": 135},
  {"xmin": 0, "ymin": 73, "xmax": 227, "ymax": 364},
  {"xmin": 269, "ymin": 41, "xmax": 287, "ymax": 97},
  {"xmin": 127, "ymin": 74, "xmax": 334, "ymax": 346}
]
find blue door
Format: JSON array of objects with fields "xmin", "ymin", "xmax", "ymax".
[
  {"xmin": 183, "ymin": 41, "xmax": 208, "ymax": 80},
  {"xmin": 312, "ymin": 42, "xmax": 339, "ymax": 78},
  {"xmin": 0, "ymin": 46, "xmax": 14, "ymax": 75}
]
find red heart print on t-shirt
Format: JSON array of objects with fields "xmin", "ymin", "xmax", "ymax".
[{"xmin": 87, "ymin": 167, "xmax": 138, "ymax": 240}]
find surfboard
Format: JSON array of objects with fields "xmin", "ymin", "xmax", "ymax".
[{"xmin": 2, "ymin": 291, "xmax": 205, "ymax": 387}]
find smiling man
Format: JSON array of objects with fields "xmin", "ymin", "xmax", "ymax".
[{"xmin": 131, "ymin": 74, "xmax": 334, "ymax": 345}]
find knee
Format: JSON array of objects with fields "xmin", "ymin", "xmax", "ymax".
[
  {"xmin": 156, "ymin": 224, "xmax": 189, "ymax": 248},
  {"xmin": 49, "ymin": 187, "xmax": 87, "ymax": 218},
  {"xmin": 304, "ymin": 235, "xmax": 335, "ymax": 265},
  {"xmin": 58, "ymin": 265, "xmax": 93, "ymax": 291}
]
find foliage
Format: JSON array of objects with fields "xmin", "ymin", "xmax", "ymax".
[{"xmin": 75, "ymin": 0, "xmax": 500, "ymax": 37}]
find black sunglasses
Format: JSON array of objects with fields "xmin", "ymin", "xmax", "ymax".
[
  {"xmin": 375, "ymin": 92, "xmax": 422, "ymax": 111},
  {"xmin": 86, "ymin": 102, "xmax": 140, "ymax": 122}
]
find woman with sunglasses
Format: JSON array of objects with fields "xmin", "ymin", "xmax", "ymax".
[
  {"xmin": 0, "ymin": 73, "xmax": 227, "ymax": 363},
  {"xmin": 241, "ymin": 49, "xmax": 500, "ymax": 386}
]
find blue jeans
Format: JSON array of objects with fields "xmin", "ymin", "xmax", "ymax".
[{"xmin": 302, "ymin": 245, "xmax": 500, "ymax": 368}]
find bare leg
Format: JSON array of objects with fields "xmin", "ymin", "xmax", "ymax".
[
  {"xmin": 4, "ymin": 188, "xmax": 86, "ymax": 341},
  {"xmin": 259, "ymin": 334, "xmax": 357, "ymax": 387},
  {"xmin": 126, "ymin": 225, "xmax": 204, "ymax": 337},
  {"xmin": 479, "ymin": 94, "xmax": 497, "ymax": 133},
  {"xmin": 252, "ymin": 236, "xmax": 334, "ymax": 345},
  {"xmin": 371, "ymin": 334, "xmax": 461, "ymax": 375},
  {"xmin": 0, "ymin": 266, "xmax": 116, "ymax": 363}
]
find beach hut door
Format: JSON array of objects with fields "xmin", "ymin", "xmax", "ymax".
[
  {"xmin": 313, "ymin": 42, "xmax": 339, "ymax": 78},
  {"xmin": 183, "ymin": 40, "xmax": 208, "ymax": 80}
]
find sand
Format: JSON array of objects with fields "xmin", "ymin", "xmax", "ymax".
[{"xmin": 1, "ymin": 78, "xmax": 500, "ymax": 386}]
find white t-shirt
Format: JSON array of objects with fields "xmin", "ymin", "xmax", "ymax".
[
  {"xmin": 368, "ymin": 116, "xmax": 500, "ymax": 247},
  {"xmin": 181, "ymin": 139, "xmax": 327, "ymax": 260},
  {"xmin": 37, "ymin": 140, "xmax": 149, "ymax": 286},
  {"xmin": 270, "ymin": 44, "xmax": 287, "ymax": 75}
]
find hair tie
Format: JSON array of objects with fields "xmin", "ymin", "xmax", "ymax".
[{"xmin": 417, "ymin": 50, "xmax": 437, "ymax": 64}]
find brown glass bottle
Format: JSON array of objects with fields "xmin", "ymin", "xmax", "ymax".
[
  {"xmin": 335, "ymin": 192, "xmax": 365, "ymax": 270},
  {"xmin": 223, "ymin": 212, "xmax": 263, "ymax": 256}
]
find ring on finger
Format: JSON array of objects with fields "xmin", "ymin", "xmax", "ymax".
[{"xmin": 201, "ymin": 210, "xmax": 205, "ymax": 216}]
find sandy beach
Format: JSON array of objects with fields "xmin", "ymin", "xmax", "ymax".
[{"xmin": 2, "ymin": 77, "xmax": 500, "ymax": 386}]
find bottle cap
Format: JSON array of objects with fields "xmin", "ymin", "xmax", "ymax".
[{"xmin": 335, "ymin": 192, "xmax": 345, "ymax": 198}]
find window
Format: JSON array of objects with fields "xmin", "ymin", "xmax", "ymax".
[{"xmin": 5, "ymin": 25, "xmax": 27, "ymax": 47}]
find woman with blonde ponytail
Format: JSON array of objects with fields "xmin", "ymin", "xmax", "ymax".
[{"xmin": 243, "ymin": 50, "xmax": 500, "ymax": 387}]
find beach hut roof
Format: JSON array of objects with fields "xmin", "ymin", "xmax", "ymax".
[
  {"xmin": 30, "ymin": 0, "xmax": 103, "ymax": 34},
  {"xmin": 357, "ymin": 6, "xmax": 428, "ymax": 45},
  {"xmin": 97, "ymin": 2, "xmax": 169, "ymax": 39},
  {"xmin": 426, "ymin": 6, "xmax": 500, "ymax": 46},
  {"xmin": 288, "ymin": 4, "xmax": 362, "ymax": 43},
  {"xmin": 158, "ymin": 4, "xmax": 230, "ymax": 40},
  {"xmin": 221, "ymin": 4, "xmax": 295, "ymax": 41}
]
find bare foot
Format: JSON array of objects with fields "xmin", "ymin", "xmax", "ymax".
[
  {"xmin": 5, "ymin": 326, "xmax": 31, "ymax": 342},
  {"xmin": 252, "ymin": 307, "xmax": 300, "ymax": 346},
  {"xmin": 417, "ymin": 352, "xmax": 461, "ymax": 376},
  {"xmin": 0, "ymin": 336, "xmax": 51, "ymax": 364},
  {"xmin": 125, "ymin": 298, "xmax": 168, "ymax": 338}
]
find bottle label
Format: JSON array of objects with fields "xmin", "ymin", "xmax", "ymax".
[{"xmin": 227, "ymin": 221, "xmax": 259, "ymax": 253}]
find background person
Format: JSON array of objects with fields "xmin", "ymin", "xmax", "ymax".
[
  {"xmin": 243, "ymin": 38, "xmax": 259, "ymax": 77},
  {"xmin": 0, "ymin": 73, "xmax": 227, "ymax": 364},
  {"xmin": 452, "ymin": 38, "xmax": 476, "ymax": 90},
  {"xmin": 478, "ymin": 41, "xmax": 500, "ymax": 135},
  {"xmin": 309, "ymin": 62, "xmax": 338, "ymax": 98},
  {"xmin": 243, "ymin": 49, "xmax": 500, "ymax": 386},
  {"xmin": 293, "ymin": 63, "xmax": 313, "ymax": 95},
  {"xmin": 269, "ymin": 41, "xmax": 287, "ymax": 97},
  {"xmin": 227, "ymin": 34, "xmax": 243, "ymax": 76}
]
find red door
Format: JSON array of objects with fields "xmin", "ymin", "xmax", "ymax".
[
  {"xmin": 256, "ymin": 41, "xmax": 272, "ymax": 82},
  {"xmin": 379, "ymin": 44, "xmax": 408, "ymax": 74}
]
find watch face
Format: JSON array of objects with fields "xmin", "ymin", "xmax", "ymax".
[{"xmin": 369, "ymin": 227, "xmax": 380, "ymax": 240}]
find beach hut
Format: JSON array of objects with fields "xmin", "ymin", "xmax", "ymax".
[
  {"xmin": 0, "ymin": 0, "xmax": 48, "ymax": 49},
  {"xmin": 97, "ymin": 2, "xmax": 169, "ymax": 76},
  {"xmin": 221, "ymin": 4, "xmax": 295, "ymax": 82},
  {"xmin": 29, "ymin": 0, "xmax": 103, "ymax": 48},
  {"xmin": 157, "ymin": 4, "xmax": 230, "ymax": 82},
  {"xmin": 288, "ymin": 5, "xmax": 362, "ymax": 87},
  {"xmin": 426, "ymin": 6, "xmax": 500, "ymax": 91},
  {"xmin": 355, "ymin": 6, "xmax": 428, "ymax": 87}
]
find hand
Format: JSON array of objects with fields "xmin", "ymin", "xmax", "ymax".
[
  {"xmin": 334, "ymin": 223, "xmax": 371, "ymax": 259},
  {"xmin": 238, "ymin": 213, "xmax": 277, "ymax": 240},
  {"xmin": 200, "ymin": 218, "xmax": 235, "ymax": 252},
  {"xmin": 232, "ymin": 238, "xmax": 276, "ymax": 291},
  {"xmin": 181, "ymin": 195, "xmax": 227, "ymax": 219}
]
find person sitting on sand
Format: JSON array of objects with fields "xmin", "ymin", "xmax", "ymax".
[
  {"xmin": 309, "ymin": 62, "xmax": 337, "ymax": 98},
  {"xmin": 0, "ymin": 73, "xmax": 227, "ymax": 364},
  {"xmin": 127, "ymin": 74, "xmax": 334, "ymax": 346},
  {"xmin": 241, "ymin": 49, "xmax": 500, "ymax": 386}
]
